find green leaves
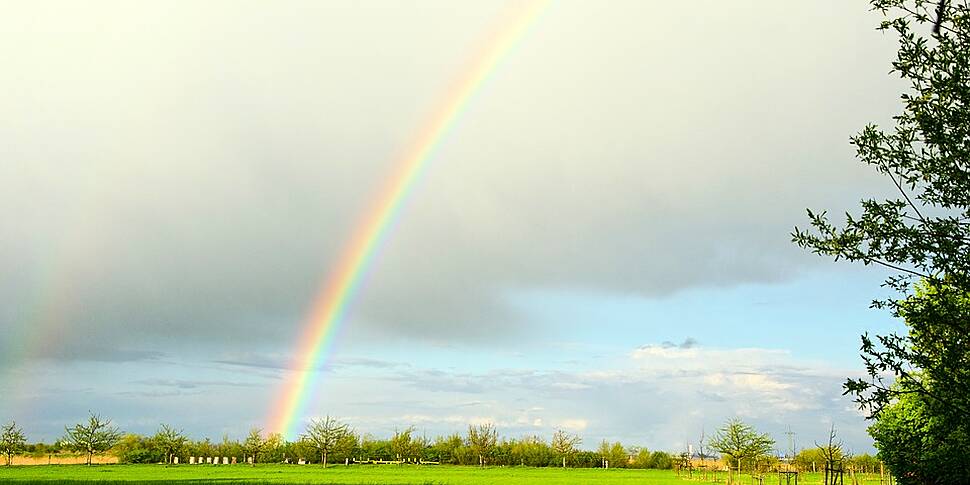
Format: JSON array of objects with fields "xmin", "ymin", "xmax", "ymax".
[
  {"xmin": 708, "ymin": 418, "xmax": 774, "ymax": 469},
  {"xmin": 151, "ymin": 424, "xmax": 188, "ymax": 464},
  {"xmin": 794, "ymin": 2, "xmax": 970, "ymax": 481},
  {"xmin": 301, "ymin": 416, "xmax": 352, "ymax": 465},
  {"xmin": 793, "ymin": 0, "xmax": 970, "ymax": 414},
  {"xmin": 0, "ymin": 421, "xmax": 27, "ymax": 466},
  {"xmin": 63, "ymin": 412, "xmax": 122, "ymax": 465}
]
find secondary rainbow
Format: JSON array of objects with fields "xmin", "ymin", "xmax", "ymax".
[{"xmin": 268, "ymin": 0, "xmax": 551, "ymax": 438}]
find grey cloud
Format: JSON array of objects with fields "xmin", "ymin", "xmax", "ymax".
[
  {"xmin": 331, "ymin": 357, "xmax": 412, "ymax": 370},
  {"xmin": 0, "ymin": 1, "xmax": 901, "ymax": 357},
  {"xmin": 696, "ymin": 390, "xmax": 729, "ymax": 403},
  {"xmin": 3, "ymin": 344, "xmax": 875, "ymax": 451},
  {"xmin": 211, "ymin": 353, "xmax": 408, "ymax": 372},
  {"xmin": 36, "ymin": 345, "xmax": 165, "ymax": 364},
  {"xmin": 116, "ymin": 389, "xmax": 206, "ymax": 398},
  {"xmin": 659, "ymin": 338, "xmax": 699, "ymax": 349},
  {"xmin": 211, "ymin": 355, "xmax": 295, "ymax": 372},
  {"xmin": 130, "ymin": 379, "xmax": 261, "ymax": 390}
]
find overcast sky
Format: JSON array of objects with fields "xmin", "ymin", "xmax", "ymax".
[{"xmin": 1, "ymin": 0, "xmax": 909, "ymax": 453}]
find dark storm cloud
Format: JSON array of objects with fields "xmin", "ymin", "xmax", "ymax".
[
  {"xmin": 0, "ymin": 0, "xmax": 902, "ymax": 361},
  {"xmin": 210, "ymin": 353, "xmax": 408, "ymax": 372},
  {"xmin": 39, "ymin": 345, "xmax": 165, "ymax": 363},
  {"xmin": 130, "ymin": 379, "xmax": 261, "ymax": 390}
]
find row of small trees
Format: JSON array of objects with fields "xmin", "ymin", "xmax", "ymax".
[
  {"xmin": 1, "ymin": 414, "xmax": 122, "ymax": 466},
  {"xmin": 1, "ymin": 414, "xmax": 877, "ymax": 473},
  {"xmin": 110, "ymin": 420, "xmax": 673, "ymax": 469},
  {"xmin": 1, "ymin": 413, "xmax": 680, "ymax": 469}
]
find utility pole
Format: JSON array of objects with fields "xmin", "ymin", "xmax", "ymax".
[{"xmin": 784, "ymin": 427, "xmax": 796, "ymax": 460}]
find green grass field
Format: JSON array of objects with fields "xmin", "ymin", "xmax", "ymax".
[{"xmin": 0, "ymin": 464, "xmax": 888, "ymax": 485}]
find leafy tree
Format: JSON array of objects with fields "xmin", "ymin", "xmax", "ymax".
[
  {"xmin": 243, "ymin": 428, "xmax": 266, "ymax": 466},
  {"xmin": 290, "ymin": 437, "xmax": 317, "ymax": 463},
  {"xmin": 551, "ymin": 429, "xmax": 581, "ymax": 468},
  {"xmin": 649, "ymin": 450, "xmax": 673, "ymax": 470},
  {"xmin": 390, "ymin": 427, "xmax": 420, "ymax": 462},
  {"xmin": 114, "ymin": 434, "xmax": 163, "ymax": 464},
  {"xmin": 793, "ymin": 447, "xmax": 827, "ymax": 472},
  {"xmin": 597, "ymin": 440, "xmax": 611, "ymax": 467},
  {"xmin": 218, "ymin": 433, "xmax": 244, "ymax": 461},
  {"xmin": 152, "ymin": 424, "xmax": 188, "ymax": 464},
  {"xmin": 608, "ymin": 442, "xmax": 628, "ymax": 468},
  {"xmin": 302, "ymin": 416, "xmax": 350, "ymax": 467},
  {"xmin": 709, "ymin": 418, "xmax": 774, "ymax": 474},
  {"xmin": 258, "ymin": 432, "xmax": 286, "ymax": 463},
  {"xmin": 597, "ymin": 440, "xmax": 628, "ymax": 468},
  {"xmin": 64, "ymin": 412, "xmax": 122, "ymax": 465},
  {"xmin": 194, "ymin": 437, "xmax": 215, "ymax": 460},
  {"xmin": 849, "ymin": 453, "xmax": 882, "ymax": 473},
  {"xmin": 792, "ymin": 1, "xmax": 970, "ymax": 482},
  {"xmin": 430, "ymin": 433, "xmax": 465, "ymax": 465},
  {"xmin": 573, "ymin": 450, "xmax": 601, "ymax": 468},
  {"xmin": 631, "ymin": 447, "xmax": 652, "ymax": 468},
  {"xmin": 359, "ymin": 434, "xmax": 393, "ymax": 462},
  {"xmin": 332, "ymin": 431, "xmax": 359, "ymax": 464},
  {"xmin": 509, "ymin": 435, "xmax": 554, "ymax": 467},
  {"xmin": 467, "ymin": 423, "xmax": 497, "ymax": 467},
  {"xmin": 867, "ymin": 380, "xmax": 970, "ymax": 483},
  {"xmin": 792, "ymin": 0, "xmax": 970, "ymax": 424},
  {"xmin": 0, "ymin": 421, "xmax": 27, "ymax": 466}
]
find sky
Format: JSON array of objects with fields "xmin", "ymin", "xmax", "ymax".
[{"xmin": 0, "ymin": 0, "xmax": 911, "ymax": 454}]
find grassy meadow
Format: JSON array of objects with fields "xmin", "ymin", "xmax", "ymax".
[{"xmin": 0, "ymin": 464, "xmax": 888, "ymax": 485}]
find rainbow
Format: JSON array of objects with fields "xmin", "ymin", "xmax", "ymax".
[{"xmin": 268, "ymin": 0, "xmax": 551, "ymax": 438}]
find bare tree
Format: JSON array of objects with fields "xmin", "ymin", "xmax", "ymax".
[
  {"xmin": 63, "ymin": 412, "xmax": 122, "ymax": 465},
  {"xmin": 302, "ymin": 416, "xmax": 350, "ymax": 467},
  {"xmin": 0, "ymin": 421, "xmax": 27, "ymax": 466},
  {"xmin": 467, "ymin": 423, "xmax": 497, "ymax": 467},
  {"xmin": 816, "ymin": 424, "xmax": 844, "ymax": 465},
  {"xmin": 816, "ymin": 424, "xmax": 845, "ymax": 485},
  {"xmin": 551, "ymin": 429, "xmax": 581, "ymax": 468},
  {"xmin": 698, "ymin": 426, "xmax": 708, "ymax": 462}
]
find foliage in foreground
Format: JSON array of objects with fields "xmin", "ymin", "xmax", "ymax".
[{"xmin": 793, "ymin": 1, "xmax": 970, "ymax": 483}]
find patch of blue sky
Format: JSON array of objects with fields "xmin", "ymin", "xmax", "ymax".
[{"xmin": 505, "ymin": 264, "xmax": 905, "ymax": 368}]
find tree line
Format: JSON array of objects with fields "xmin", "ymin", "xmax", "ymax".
[
  {"xmin": 0, "ymin": 414, "xmax": 675, "ymax": 469},
  {"xmin": 1, "ymin": 413, "xmax": 879, "ymax": 473}
]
